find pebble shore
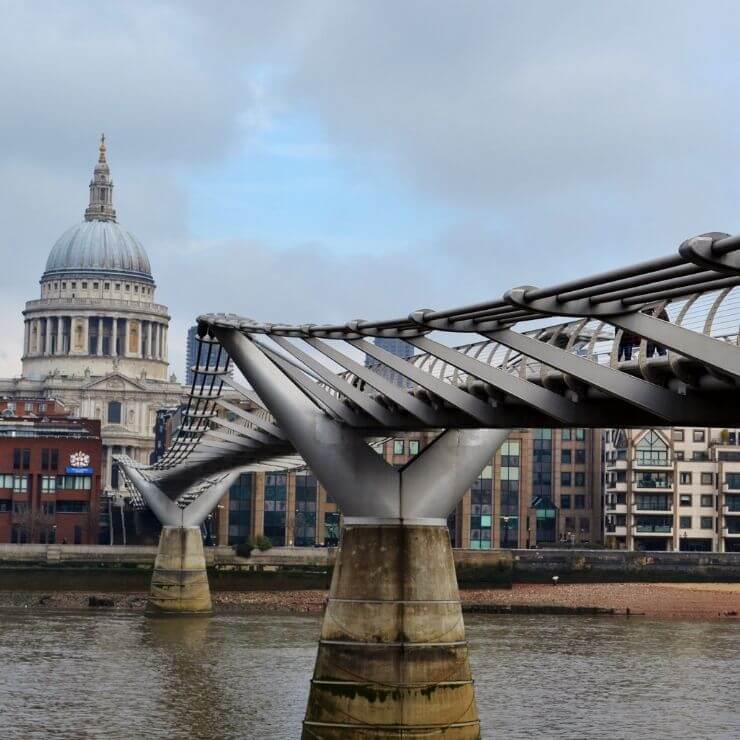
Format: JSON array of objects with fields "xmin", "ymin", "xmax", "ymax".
[{"xmin": 0, "ymin": 582, "xmax": 737, "ymax": 619}]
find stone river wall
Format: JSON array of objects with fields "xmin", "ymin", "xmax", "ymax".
[{"xmin": 0, "ymin": 544, "xmax": 738, "ymax": 591}]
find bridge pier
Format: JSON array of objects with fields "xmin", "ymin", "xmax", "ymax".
[
  {"xmin": 147, "ymin": 526, "xmax": 212, "ymax": 615},
  {"xmin": 303, "ymin": 521, "xmax": 478, "ymax": 739}
]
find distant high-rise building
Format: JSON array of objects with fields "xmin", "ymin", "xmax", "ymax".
[
  {"xmin": 185, "ymin": 325, "xmax": 232, "ymax": 386},
  {"xmin": 364, "ymin": 337, "xmax": 415, "ymax": 387}
]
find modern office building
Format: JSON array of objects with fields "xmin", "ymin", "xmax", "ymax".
[
  {"xmin": 0, "ymin": 399, "xmax": 103, "ymax": 544},
  {"xmin": 212, "ymin": 426, "xmax": 603, "ymax": 549},
  {"xmin": 185, "ymin": 325, "xmax": 232, "ymax": 386},
  {"xmin": 604, "ymin": 427, "xmax": 740, "ymax": 552},
  {"xmin": 364, "ymin": 337, "xmax": 415, "ymax": 387}
]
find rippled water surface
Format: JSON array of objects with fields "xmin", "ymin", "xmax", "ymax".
[{"xmin": 0, "ymin": 611, "xmax": 737, "ymax": 739}]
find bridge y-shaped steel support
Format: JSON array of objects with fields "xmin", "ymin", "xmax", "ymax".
[
  {"xmin": 216, "ymin": 327, "xmax": 508, "ymax": 739},
  {"xmin": 119, "ymin": 462, "xmax": 239, "ymax": 615}
]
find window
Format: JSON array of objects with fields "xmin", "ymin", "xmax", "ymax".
[
  {"xmin": 575, "ymin": 449, "xmax": 586, "ymax": 464},
  {"xmin": 294, "ymin": 471, "xmax": 317, "ymax": 546},
  {"xmin": 675, "ymin": 451, "xmax": 685, "ymax": 461},
  {"xmin": 562, "ymin": 429, "xmax": 572, "ymax": 441},
  {"xmin": 575, "ymin": 472, "xmax": 585, "ymax": 486},
  {"xmin": 560, "ymin": 494, "xmax": 571, "ymax": 509},
  {"xmin": 692, "ymin": 451, "xmax": 709, "ymax": 462},
  {"xmin": 700, "ymin": 516, "xmax": 713, "ymax": 530},
  {"xmin": 81, "ymin": 282, "xmax": 87, "ymax": 289},
  {"xmin": 14, "ymin": 448, "xmax": 31, "ymax": 470},
  {"xmin": 263, "ymin": 473, "xmax": 287, "ymax": 545},
  {"xmin": 700, "ymin": 472, "xmax": 713, "ymax": 486},
  {"xmin": 93, "ymin": 282, "xmax": 99, "ymax": 289},
  {"xmin": 693, "ymin": 430, "xmax": 705, "ymax": 443},
  {"xmin": 409, "ymin": 440, "xmax": 420, "ymax": 456},
  {"xmin": 672, "ymin": 429, "xmax": 685, "ymax": 442},
  {"xmin": 574, "ymin": 494, "xmax": 586, "ymax": 509},
  {"xmin": 561, "ymin": 471, "xmax": 571, "ymax": 486},
  {"xmin": 55, "ymin": 476, "xmax": 91, "ymax": 490},
  {"xmin": 134, "ymin": 286, "xmax": 139, "ymax": 293},
  {"xmin": 635, "ymin": 430, "xmax": 669, "ymax": 465},
  {"xmin": 679, "ymin": 472, "xmax": 692, "ymax": 485},
  {"xmin": 107, "ymin": 401, "xmax": 122, "ymax": 424},
  {"xmin": 71, "ymin": 282, "xmax": 76, "ymax": 289},
  {"xmin": 56, "ymin": 501, "xmax": 89, "ymax": 513},
  {"xmin": 725, "ymin": 473, "xmax": 740, "ymax": 490},
  {"xmin": 104, "ymin": 283, "xmax": 110, "ymax": 290},
  {"xmin": 51, "ymin": 449, "xmax": 58, "ymax": 470},
  {"xmin": 393, "ymin": 439, "xmax": 405, "ymax": 455},
  {"xmin": 575, "ymin": 428, "xmax": 585, "ymax": 441},
  {"xmin": 679, "ymin": 516, "xmax": 692, "ymax": 529},
  {"xmin": 12, "ymin": 476, "xmax": 28, "ymax": 493},
  {"xmin": 125, "ymin": 284, "xmax": 130, "ymax": 291},
  {"xmin": 41, "ymin": 476, "xmax": 56, "ymax": 493},
  {"xmin": 679, "ymin": 494, "xmax": 692, "ymax": 506},
  {"xmin": 561, "ymin": 449, "xmax": 571, "ymax": 464},
  {"xmin": 579, "ymin": 517, "xmax": 590, "ymax": 533},
  {"xmin": 700, "ymin": 494, "xmax": 713, "ymax": 507},
  {"xmin": 115, "ymin": 283, "xmax": 120, "ymax": 290},
  {"xmin": 469, "ymin": 465, "xmax": 493, "ymax": 549},
  {"xmin": 41, "ymin": 448, "xmax": 49, "ymax": 470}
]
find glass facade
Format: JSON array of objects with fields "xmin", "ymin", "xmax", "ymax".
[
  {"xmin": 264, "ymin": 473, "xmax": 287, "ymax": 545},
  {"xmin": 469, "ymin": 465, "xmax": 493, "ymax": 549},
  {"xmin": 228, "ymin": 473, "xmax": 252, "ymax": 545},
  {"xmin": 294, "ymin": 470, "xmax": 318, "ymax": 546},
  {"xmin": 500, "ymin": 440, "xmax": 520, "ymax": 548},
  {"xmin": 532, "ymin": 429, "xmax": 553, "ymax": 500}
]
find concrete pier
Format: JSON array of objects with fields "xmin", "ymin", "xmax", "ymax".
[
  {"xmin": 147, "ymin": 526, "xmax": 212, "ymax": 615},
  {"xmin": 302, "ymin": 523, "xmax": 479, "ymax": 739}
]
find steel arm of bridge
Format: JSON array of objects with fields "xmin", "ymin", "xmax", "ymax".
[
  {"xmin": 504, "ymin": 287, "xmax": 740, "ymax": 379},
  {"xmin": 118, "ymin": 461, "xmax": 240, "ymax": 527},
  {"xmin": 215, "ymin": 327, "xmax": 509, "ymax": 520}
]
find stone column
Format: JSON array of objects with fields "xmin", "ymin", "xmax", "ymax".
[
  {"xmin": 56, "ymin": 317, "xmax": 63, "ymax": 355},
  {"xmin": 146, "ymin": 321, "xmax": 153, "ymax": 358},
  {"xmin": 44, "ymin": 317, "xmax": 53, "ymax": 355},
  {"xmin": 124, "ymin": 319, "xmax": 130, "ymax": 358},
  {"xmin": 147, "ymin": 526, "xmax": 212, "ymax": 615},
  {"xmin": 23, "ymin": 320, "xmax": 29, "ymax": 356},
  {"xmin": 97, "ymin": 317, "xmax": 103, "ymax": 356},
  {"xmin": 112, "ymin": 318, "xmax": 118, "ymax": 357},
  {"xmin": 302, "ymin": 522, "xmax": 479, "ymax": 739}
]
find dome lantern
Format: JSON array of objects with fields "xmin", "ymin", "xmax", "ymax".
[{"xmin": 84, "ymin": 133, "xmax": 116, "ymax": 223}]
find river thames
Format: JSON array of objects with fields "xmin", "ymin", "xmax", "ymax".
[{"xmin": 0, "ymin": 611, "xmax": 737, "ymax": 739}]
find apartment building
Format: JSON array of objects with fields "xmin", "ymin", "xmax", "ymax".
[{"xmin": 604, "ymin": 427, "xmax": 740, "ymax": 551}]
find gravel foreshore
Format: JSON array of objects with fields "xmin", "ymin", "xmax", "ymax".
[{"xmin": 0, "ymin": 583, "xmax": 737, "ymax": 619}]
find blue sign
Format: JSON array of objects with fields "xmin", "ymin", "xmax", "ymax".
[{"xmin": 65, "ymin": 467, "xmax": 93, "ymax": 476}]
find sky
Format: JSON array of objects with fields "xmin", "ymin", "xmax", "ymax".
[{"xmin": 2, "ymin": 1, "xmax": 740, "ymax": 380}]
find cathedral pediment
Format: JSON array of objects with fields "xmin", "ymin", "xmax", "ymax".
[{"xmin": 81, "ymin": 372, "xmax": 148, "ymax": 393}]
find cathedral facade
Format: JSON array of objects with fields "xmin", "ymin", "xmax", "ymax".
[{"xmin": 0, "ymin": 138, "xmax": 185, "ymax": 496}]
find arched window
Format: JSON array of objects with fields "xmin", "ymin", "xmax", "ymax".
[
  {"xmin": 635, "ymin": 430, "xmax": 669, "ymax": 465},
  {"xmin": 107, "ymin": 401, "xmax": 122, "ymax": 424}
]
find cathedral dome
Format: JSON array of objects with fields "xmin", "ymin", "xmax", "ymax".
[
  {"xmin": 43, "ymin": 220, "xmax": 152, "ymax": 282},
  {"xmin": 41, "ymin": 134, "xmax": 154, "ymax": 284}
]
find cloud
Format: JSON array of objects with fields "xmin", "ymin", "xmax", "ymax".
[{"xmin": 2, "ymin": 0, "xmax": 740, "ymax": 381}]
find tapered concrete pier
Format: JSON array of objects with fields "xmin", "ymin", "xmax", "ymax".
[
  {"xmin": 302, "ymin": 522, "xmax": 479, "ymax": 739},
  {"xmin": 147, "ymin": 526, "xmax": 212, "ymax": 615}
]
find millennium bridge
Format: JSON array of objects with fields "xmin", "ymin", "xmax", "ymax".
[{"xmin": 119, "ymin": 231, "xmax": 739, "ymax": 739}]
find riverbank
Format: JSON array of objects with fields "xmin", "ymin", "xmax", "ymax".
[{"xmin": 1, "ymin": 582, "xmax": 737, "ymax": 618}]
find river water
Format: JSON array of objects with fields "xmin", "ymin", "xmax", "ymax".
[{"xmin": 0, "ymin": 611, "xmax": 737, "ymax": 739}]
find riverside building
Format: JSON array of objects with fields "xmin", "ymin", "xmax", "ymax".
[
  {"xmin": 0, "ymin": 137, "xmax": 185, "ymax": 530},
  {"xmin": 604, "ymin": 427, "xmax": 740, "ymax": 552},
  {"xmin": 212, "ymin": 427, "xmax": 603, "ymax": 549},
  {"xmin": 0, "ymin": 399, "xmax": 102, "ymax": 544}
]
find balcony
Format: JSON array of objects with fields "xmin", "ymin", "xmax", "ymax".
[
  {"xmin": 605, "ymin": 503, "xmax": 628, "ymax": 514},
  {"xmin": 633, "ymin": 479, "xmax": 673, "ymax": 491},
  {"xmin": 633, "ymin": 524, "xmax": 673, "ymax": 535},
  {"xmin": 606, "ymin": 459, "xmax": 628, "ymax": 471},
  {"xmin": 722, "ymin": 527, "xmax": 740, "ymax": 538},
  {"xmin": 633, "ymin": 457, "xmax": 671, "ymax": 470},
  {"xmin": 723, "ymin": 504, "xmax": 740, "ymax": 517},
  {"xmin": 605, "ymin": 525, "xmax": 627, "ymax": 537}
]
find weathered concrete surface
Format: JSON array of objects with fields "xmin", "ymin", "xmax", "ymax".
[
  {"xmin": 147, "ymin": 527, "xmax": 212, "ymax": 615},
  {"xmin": 302, "ymin": 524, "xmax": 479, "ymax": 739}
]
